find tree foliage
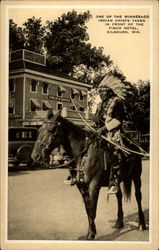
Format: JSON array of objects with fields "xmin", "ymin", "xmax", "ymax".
[
  {"xmin": 70, "ymin": 61, "xmax": 126, "ymax": 85},
  {"xmin": 9, "ymin": 19, "xmax": 25, "ymax": 51},
  {"xmin": 9, "ymin": 17, "xmax": 45, "ymax": 53},
  {"xmin": 9, "ymin": 12, "xmax": 150, "ymax": 136},
  {"xmin": 9, "ymin": 11, "xmax": 112, "ymax": 73},
  {"xmin": 23, "ymin": 17, "xmax": 45, "ymax": 53},
  {"xmin": 132, "ymin": 80, "xmax": 150, "ymax": 134},
  {"xmin": 123, "ymin": 80, "xmax": 150, "ymax": 135},
  {"xmin": 45, "ymin": 10, "xmax": 112, "ymax": 73}
]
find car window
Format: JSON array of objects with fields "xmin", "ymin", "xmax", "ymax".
[{"xmin": 9, "ymin": 129, "xmax": 38, "ymax": 141}]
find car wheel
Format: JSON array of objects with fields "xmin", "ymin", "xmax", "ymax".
[{"xmin": 17, "ymin": 145, "xmax": 33, "ymax": 167}]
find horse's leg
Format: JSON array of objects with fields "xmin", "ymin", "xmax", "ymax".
[
  {"xmin": 87, "ymin": 179, "xmax": 101, "ymax": 240},
  {"xmin": 77, "ymin": 179, "xmax": 100, "ymax": 240},
  {"xmin": 113, "ymin": 186, "xmax": 124, "ymax": 228},
  {"xmin": 133, "ymin": 176, "xmax": 146, "ymax": 230}
]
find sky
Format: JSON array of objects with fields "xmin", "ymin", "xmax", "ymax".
[{"xmin": 8, "ymin": 5, "xmax": 151, "ymax": 84}]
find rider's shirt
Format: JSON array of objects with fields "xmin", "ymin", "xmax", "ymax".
[
  {"xmin": 95, "ymin": 96, "xmax": 125, "ymax": 148},
  {"xmin": 95, "ymin": 96, "xmax": 125, "ymax": 130}
]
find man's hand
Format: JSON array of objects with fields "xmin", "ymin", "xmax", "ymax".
[{"xmin": 96, "ymin": 126, "xmax": 106, "ymax": 137}]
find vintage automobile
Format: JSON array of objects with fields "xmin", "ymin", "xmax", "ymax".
[{"xmin": 8, "ymin": 127, "xmax": 38, "ymax": 169}]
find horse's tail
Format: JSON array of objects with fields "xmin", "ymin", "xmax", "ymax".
[
  {"xmin": 123, "ymin": 177, "xmax": 132, "ymax": 201},
  {"xmin": 122, "ymin": 153, "xmax": 142, "ymax": 200}
]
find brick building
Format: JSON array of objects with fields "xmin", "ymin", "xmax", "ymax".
[{"xmin": 9, "ymin": 49, "xmax": 93, "ymax": 128}]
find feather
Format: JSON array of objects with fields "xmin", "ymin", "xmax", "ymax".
[
  {"xmin": 100, "ymin": 74, "xmax": 111, "ymax": 85},
  {"xmin": 104, "ymin": 76, "xmax": 117, "ymax": 86},
  {"xmin": 98, "ymin": 73, "xmax": 131, "ymax": 99}
]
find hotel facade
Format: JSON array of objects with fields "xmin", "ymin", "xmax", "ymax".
[{"xmin": 9, "ymin": 49, "xmax": 93, "ymax": 128}]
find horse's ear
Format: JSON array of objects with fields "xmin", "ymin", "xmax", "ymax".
[
  {"xmin": 47, "ymin": 109, "xmax": 54, "ymax": 120},
  {"xmin": 54, "ymin": 109, "xmax": 62, "ymax": 120},
  {"xmin": 61, "ymin": 107, "xmax": 67, "ymax": 118}
]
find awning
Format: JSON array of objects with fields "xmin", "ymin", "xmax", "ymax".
[
  {"xmin": 43, "ymin": 100, "xmax": 51, "ymax": 109},
  {"xmin": 72, "ymin": 88, "xmax": 79, "ymax": 94},
  {"xmin": 59, "ymin": 85, "xmax": 66, "ymax": 92},
  {"xmin": 31, "ymin": 99, "xmax": 41, "ymax": 108},
  {"xmin": 81, "ymin": 90, "xmax": 87, "ymax": 96}
]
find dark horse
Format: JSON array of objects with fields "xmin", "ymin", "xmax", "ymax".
[{"xmin": 31, "ymin": 109, "xmax": 146, "ymax": 240}]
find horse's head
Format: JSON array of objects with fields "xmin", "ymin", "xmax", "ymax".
[{"xmin": 31, "ymin": 109, "xmax": 64, "ymax": 165}]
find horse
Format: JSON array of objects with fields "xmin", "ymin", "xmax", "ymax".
[{"xmin": 31, "ymin": 109, "xmax": 146, "ymax": 240}]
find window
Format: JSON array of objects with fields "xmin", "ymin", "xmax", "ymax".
[
  {"xmin": 80, "ymin": 90, "xmax": 87, "ymax": 100},
  {"xmin": 28, "ymin": 131, "xmax": 32, "ymax": 138},
  {"xmin": 9, "ymin": 98, "xmax": 15, "ymax": 114},
  {"xmin": 70, "ymin": 105, "xmax": 76, "ymax": 111},
  {"xmin": 79, "ymin": 107, "xmax": 85, "ymax": 112},
  {"xmin": 31, "ymin": 104, "xmax": 36, "ymax": 112},
  {"xmin": 9, "ymin": 79, "xmax": 15, "ymax": 92},
  {"xmin": 9, "ymin": 106, "xmax": 14, "ymax": 114},
  {"xmin": 79, "ymin": 94, "xmax": 84, "ymax": 101},
  {"xmin": 22, "ymin": 131, "xmax": 28, "ymax": 138},
  {"xmin": 71, "ymin": 88, "xmax": 79, "ymax": 99},
  {"xmin": 71, "ymin": 93, "xmax": 76, "ymax": 99},
  {"xmin": 16, "ymin": 132, "xmax": 20, "ymax": 139},
  {"xmin": 42, "ymin": 101, "xmax": 51, "ymax": 110},
  {"xmin": 31, "ymin": 79, "xmax": 37, "ymax": 92},
  {"xmin": 9, "ymin": 128, "xmax": 38, "ymax": 141},
  {"xmin": 31, "ymin": 99, "xmax": 40, "ymax": 111},
  {"xmin": 43, "ymin": 103, "xmax": 47, "ymax": 110},
  {"xmin": 57, "ymin": 103, "xmax": 63, "ymax": 110},
  {"xmin": 57, "ymin": 86, "xmax": 66, "ymax": 97},
  {"xmin": 42, "ymin": 82, "xmax": 49, "ymax": 95},
  {"xmin": 57, "ymin": 89, "xmax": 63, "ymax": 97}
]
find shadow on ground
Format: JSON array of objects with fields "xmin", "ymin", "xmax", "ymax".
[
  {"xmin": 8, "ymin": 171, "xmax": 31, "ymax": 176},
  {"xmin": 78, "ymin": 209, "xmax": 149, "ymax": 241}
]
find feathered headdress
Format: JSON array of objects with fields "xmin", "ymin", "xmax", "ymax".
[{"xmin": 98, "ymin": 73, "xmax": 132, "ymax": 100}]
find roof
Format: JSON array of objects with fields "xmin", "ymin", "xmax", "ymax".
[
  {"xmin": 9, "ymin": 60, "xmax": 91, "ymax": 86},
  {"xmin": 9, "ymin": 127, "xmax": 38, "ymax": 130}
]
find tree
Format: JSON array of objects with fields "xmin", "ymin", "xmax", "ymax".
[
  {"xmin": 9, "ymin": 19, "xmax": 25, "ymax": 51},
  {"xmin": 9, "ymin": 11, "xmax": 113, "ymax": 74},
  {"xmin": 133, "ymin": 80, "xmax": 150, "ymax": 134},
  {"xmin": 9, "ymin": 14, "xmax": 150, "ymax": 136},
  {"xmin": 123, "ymin": 80, "xmax": 150, "ymax": 135},
  {"xmin": 70, "ymin": 60, "xmax": 125, "ymax": 85},
  {"xmin": 9, "ymin": 17, "xmax": 45, "ymax": 53},
  {"xmin": 45, "ymin": 10, "xmax": 112, "ymax": 73},
  {"xmin": 23, "ymin": 17, "xmax": 45, "ymax": 53}
]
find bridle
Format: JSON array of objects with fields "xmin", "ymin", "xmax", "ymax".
[
  {"xmin": 35, "ymin": 120, "xmax": 92, "ymax": 169},
  {"xmin": 36, "ymin": 121, "xmax": 61, "ymax": 152}
]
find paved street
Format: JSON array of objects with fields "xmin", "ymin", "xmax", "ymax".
[{"xmin": 8, "ymin": 160, "xmax": 149, "ymax": 241}]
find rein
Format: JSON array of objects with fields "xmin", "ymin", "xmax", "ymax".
[
  {"xmin": 37, "ymin": 120, "xmax": 91, "ymax": 169},
  {"xmin": 71, "ymin": 99, "xmax": 150, "ymax": 158},
  {"xmin": 36, "ymin": 122, "xmax": 59, "ymax": 151},
  {"xmin": 71, "ymin": 99, "xmax": 130, "ymax": 155},
  {"xmin": 92, "ymin": 113, "xmax": 148, "ymax": 155}
]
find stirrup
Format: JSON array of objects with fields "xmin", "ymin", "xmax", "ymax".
[
  {"xmin": 107, "ymin": 185, "xmax": 119, "ymax": 194},
  {"xmin": 107, "ymin": 186, "xmax": 119, "ymax": 201}
]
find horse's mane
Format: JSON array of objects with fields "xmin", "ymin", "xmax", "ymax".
[{"xmin": 60, "ymin": 116, "xmax": 92, "ymax": 138}]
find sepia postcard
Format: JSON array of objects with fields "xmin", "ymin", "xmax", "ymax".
[{"xmin": 0, "ymin": 1, "xmax": 159, "ymax": 250}]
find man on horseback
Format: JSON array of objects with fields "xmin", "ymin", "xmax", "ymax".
[
  {"xmin": 95, "ymin": 73, "xmax": 131, "ymax": 195},
  {"xmin": 64, "ymin": 73, "xmax": 131, "ymax": 189}
]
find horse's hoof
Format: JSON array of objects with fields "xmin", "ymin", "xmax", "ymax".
[
  {"xmin": 112, "ymin": 221, "xmax": 124, "ymax": 229},
  {"xmin": 87, "ymin": 232, "xmax": 95, "ymax": 240}
]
